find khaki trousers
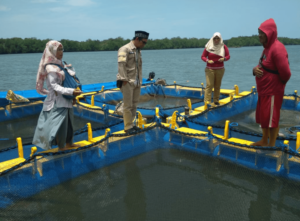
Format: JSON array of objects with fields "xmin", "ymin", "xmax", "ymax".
[
  {"xmin": 204, "ymin": 68, "xmax": 225, "ymax": 103},
  {"xmin": 120, "ymin": 83, "xmax": 141, "ymax": 130}
]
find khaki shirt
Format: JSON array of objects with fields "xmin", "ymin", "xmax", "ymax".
[{"xmin": 116, "ymin": 41, "xmax": 142, "ymax": 86}]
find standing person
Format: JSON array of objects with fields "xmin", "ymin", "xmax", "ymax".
[
  {"xmin": 33, "ymin": 40, "xmax": 82, "ymax": 151},
  {"xmin": 116, "ymin": 31, "xmax": 149, "ymax": 133},
  {"xmin": 252, "ymin": 18, "xmax": 291, "ymax": 147},
  {"xmin": 201, "ymin": 32, "xmax": 230, "ymax": 105}
]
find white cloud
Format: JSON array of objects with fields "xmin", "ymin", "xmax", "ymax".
[
  {"xmin": 65, "ymin": 0, "xmax": 96, "ymax": 7},
  {"xmin": 0, "ymin": 6, "xmax": 11, "ymax": 11},
  {"xmin": 31, "ymin": 0, "xmax": 58, "ymax": 3},
  {"xmin": 49, "ymin": 7, "xmax": 69, "ymax": 12}
]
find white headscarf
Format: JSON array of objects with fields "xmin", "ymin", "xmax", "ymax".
[
  {"xmin": 36, "ymin": 40, "xmax": 65, "ymax": 95},
  {"xmin": 205, "ymin": 32, "xmax": 225, "ymax": 57}
]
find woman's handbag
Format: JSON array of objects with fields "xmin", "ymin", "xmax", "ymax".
[{"xmin": 46, "ymin": 63, "xmax": 82, "ymax": 100}]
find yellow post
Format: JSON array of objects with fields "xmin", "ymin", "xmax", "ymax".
[
  {"xmin": 295, "ymin": 90, "xmax": 298, "ymax": 96},
  {"xmin": 91, "ymin": 95, "xmax": 95, "ymax": 106},
  {"xmin": 204, "ymin": 101, "xmax": 209, "ymax": 110},
  {"xmin": 201, "ymin": 83, "xmax": 204, "ymax": 88},
  {"xmin": 174, "ymin": 81, "xmax": 176, "ymax": 84},
  {"xmin": 101, "ymin": 85, "xmax": 104, "ymax": 92},
  {"xmin": 224, "ymin": 120, "xmax": 230, "ymax": 140},
  {"xmin": 105, "ymin": 128, "xmax": 111, "ymax": 137},
  {"xmin": 171, "ymin": 111, "xmax": 178, "ymax": 129},
  {"xmin": 16, "ymin": 137, "xmax": 24, "ymax": 158},
  {"xmin": 296, "ymin": 132, "xmax": 300, "ymax": 151},
  {"xmin": 30, "ymin": 147, "xmax": 37, "ymax": 158},
  {"xmin": 234, "ymin": 85, "xmax": 239, "ymax": 96},
  {"xmin": 155, "ymin": 107, "xmax": 160, "ymax": 118},
  {"xmin": 187, "ymin": 99, "xmax": 192, "ymax": 111},
  {"xmin": 136, "ymin": 111, "xmax": 144, "ymax": 129},
  {"xmin": 87, "ymin": 123, "xmax": 93, "ymax": 142},
  {"xmin": 251, "ymin": 86, "xmax": 256, "ymax": 92},
  {"xmin": 207, "ymin": 126, "xmax": 213, "ymax": 135},
  {"xmin": 284, "ymin": 140, "xmax": 289, "ymax": 149}
]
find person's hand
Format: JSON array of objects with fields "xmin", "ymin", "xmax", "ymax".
[
  {"xmin": 73, "ymin": 89, "xmax": 82, "ymax": 96},
  {"xmin": 207, "ymin": 60, "xmax": 214, "ymax": 64},
  {"xmin": 218, "ymin": 58, "xmax": 225, "ymax": 62},
  {"xmin": 253, "ymin": 67, "xmax": 263, "ymax": 78},
  {"xmin": 123, "ymin": 81, "xmax": 128, "ymax": 86}
]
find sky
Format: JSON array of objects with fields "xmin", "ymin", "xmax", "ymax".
[{"xmin": 0, "ymin": 0, "xmax": 299, "ymax": 41}]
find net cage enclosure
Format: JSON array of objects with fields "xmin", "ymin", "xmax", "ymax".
[
  {"xmin": 1, "ymin": 124, "xmax": 300, "ymax": 220},
  {"xmin": 80, "ymin": 83, "xmax": 227, "ymax": 118},
  {"xmin": 1, "ymin": 83, "xmax": 300, "ymax": 220}
]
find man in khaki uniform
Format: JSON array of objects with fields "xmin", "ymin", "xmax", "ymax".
[{"xmin": 116, "ymin": 30, "xmax": 149, "ymax": 133}]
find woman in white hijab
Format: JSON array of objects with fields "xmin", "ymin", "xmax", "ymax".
[
  {"xmin": 201, "ymin": 32, "xmax": 230, "ymax": 105},
  {"xmin": 33, "ymin": 40, "xmax": 82, "ymax": 151}
]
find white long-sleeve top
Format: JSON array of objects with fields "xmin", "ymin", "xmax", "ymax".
[{"xmin": 42, "ymin": 72, "xmax": 74, "ymax": 111}]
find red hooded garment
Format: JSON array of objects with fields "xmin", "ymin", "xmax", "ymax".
[{"xmin": 255, "ymin": 18, "xmax": 291, "ymax": 96}]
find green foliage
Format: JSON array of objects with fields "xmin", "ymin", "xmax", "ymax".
[{"xmin": 0, "ymin": 35, "xmax": 299, "ymax": 54}]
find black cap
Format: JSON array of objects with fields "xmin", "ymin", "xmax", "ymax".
[{"xmin": 135, "ymin": 31, "xmax": 149, "ymax": 39}]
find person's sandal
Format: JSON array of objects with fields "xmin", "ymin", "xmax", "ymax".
[{"xmin": 214, "ymin": 102, "xmax": 220, "ymax": 105}]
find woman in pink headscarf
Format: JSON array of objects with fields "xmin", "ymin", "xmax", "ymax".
[
  {"xmin": 33, "ymin": 40, "xmax": 82, "ymax": 151},
  {"xmin": 201, "ymin": 32, "xmax": 230, "ymax": 105}
]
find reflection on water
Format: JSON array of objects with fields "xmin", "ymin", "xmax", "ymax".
[
  {"xmin": 106, "ymin": 94, "xmax": 202, "ymax": 109},
  {"xmin": 215, "ymin": 109, "xmax": 300, "ymax": 137},
  {"xmin": 1, "ymin": 148, "xmax": 300, "ymax": 221},
  {"xmin": 0, "ymin": 113, "xmax": 105, "ymax": 149}
]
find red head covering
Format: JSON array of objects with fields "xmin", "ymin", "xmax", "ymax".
[{"xmin": 259, "ymin": 18, "xmax": 278, "ymax": 49}]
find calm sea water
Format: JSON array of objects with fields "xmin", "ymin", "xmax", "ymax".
[
  {"xmin": 2, "ymin": 148, "xmax": 300, "ymax": 221},
  {"xmin": 0, "ymin": 45, "xmax": 299, "ymax": 94}
]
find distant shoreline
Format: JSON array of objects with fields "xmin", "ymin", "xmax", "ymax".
[{"xmin": 0, "ymin": 36, "xmax": 299, "ymax": 54}]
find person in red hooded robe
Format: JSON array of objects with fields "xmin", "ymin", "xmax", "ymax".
[{"xmin": 252, "ymin": 18, "xmax": 291, "ymax": 147}]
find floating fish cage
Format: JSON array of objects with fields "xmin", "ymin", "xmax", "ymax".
[
  {"xmin": 78, "ymin": 83, "xmax": 218, "ymax": 118},
  {"xmin": 1, "ymin": 84, "xmax": 300, "ymax": 218}
]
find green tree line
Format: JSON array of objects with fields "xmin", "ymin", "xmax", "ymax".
[{"xmin": 0, "ymin": 35, "xmax": 299, "ymax": 54}]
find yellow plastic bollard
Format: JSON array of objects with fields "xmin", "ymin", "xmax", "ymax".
[
  {"xmin": 251, "ymin": 86, "xmax": 256, "ymax": 92},
  {"xmin": 224, "ymin": 120, "xmax": 230, "ymax": 140},
  {"xmin": 171, "ymin": 111, "xmax": 178, "ymax": 129},
  {"xmin": 87, "ymin": 123, "xmax": 93, "ymax": 142},
  {"xmin": 187, "ymin": 99, "xmax": 192, "ymax": 111},
  {"xmin": 105, "ymin": 128, "xmax": 111, "ymax": 137},
  {"xmin": 16, "ymin": 137, "xmax": 24, "ymax": 158},
  {"xmin": 201, "ymin": 83, "xmax": 204, "ymax": 88},
  {"xmin": 155, "ymin": 107, "xmax": 160, "ymax": 118},
  {"xmin": 284, "ymin": 140, "xmax": 289, "ymax": 149},
  {"xmin": 136, "ymin": 111, "xmax": 144, "ymax": 129},
  {"xmin": 207, "ymin": 126, "xmax": 213, "ymax": 135},
  {"xmin": 91, "ymin": 95, "xmax": 95, "ymax": 106},
  {"xmin": 296, "ymin": 132, "xmax": 300, "ymax": 151},
  {"xmin": 30, "ymin": 147, "xmax": 37, "ymax": 158},
  {"xmin": 174, "ymin": 81, "xmax": 176, "ymax": 84},
  {"xmin": 234, "ymin": 85, "xmax": 239, "ymax": 96},
  {"xmin": 101, "ymin": 85, "xmax": 104, "ymax": 92},
  {"xmin": 295, "ymin": 90, "xmax": 298, "ymax": 96}
]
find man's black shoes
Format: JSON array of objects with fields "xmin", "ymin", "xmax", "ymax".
[
  {"xmin": 125, "ymin": 126, "xmax": 142, "ymax": 133},
  {"xmin": 133, "ymin": 126, "xmax": 142, "ymax": 131}
]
